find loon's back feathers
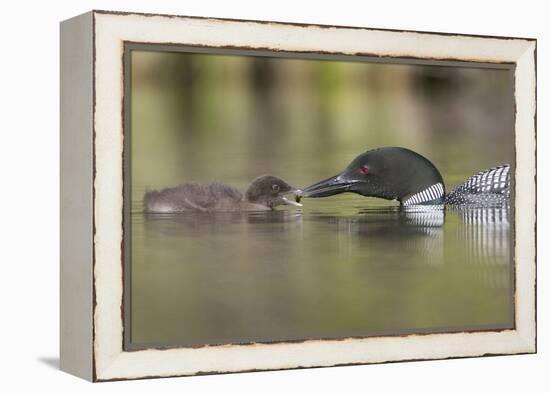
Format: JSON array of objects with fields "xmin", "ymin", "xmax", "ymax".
[{"xmin": 445, "ymin": 165, "xmax": 510, "ymax": 207}]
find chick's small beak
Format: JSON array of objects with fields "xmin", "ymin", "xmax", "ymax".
[
  {"xmin": 293, "ymin": 189, "xmax": 303, "ymax": 204},
  {"xmin": 282, "ymin": 188, "xmax": 303, "ymax": 207}
]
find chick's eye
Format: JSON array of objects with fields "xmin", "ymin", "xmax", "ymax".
[
  {"xmin": 271, "ymin": 184, "xmax": 280, "ymax": 192},
  {"xmin": 360, "ymin": 166, "xmax": 369, "ymax": 175}
]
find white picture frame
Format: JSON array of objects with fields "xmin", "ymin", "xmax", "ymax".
[{"xmin": 60, "ymin": 10, "xmax": 536, "ymax": 382}]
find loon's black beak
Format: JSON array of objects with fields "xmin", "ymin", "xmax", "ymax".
[{"xmin": 301, "ymin": 174, "xmax": 359, "ymax": 198}]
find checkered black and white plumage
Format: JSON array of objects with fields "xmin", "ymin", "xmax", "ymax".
[
  {"xmin": 445, "ymin": 165, "xmax": 510, "ymax": 207},
  {"xmin": 403, "ymin": 182, "xmax": 445, "ymax": 206}
]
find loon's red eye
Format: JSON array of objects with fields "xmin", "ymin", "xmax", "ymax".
[{"xmin": 360, "ymin": 166, "xmax": 369, "ymax": 175}]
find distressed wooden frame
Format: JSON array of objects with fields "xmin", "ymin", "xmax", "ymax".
[{"xmin": 60, "ymin": 10, "xmax": 537, "ymax": 382}]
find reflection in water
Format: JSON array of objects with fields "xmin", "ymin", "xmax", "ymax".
[
  {"xmin": 453, "ymin": 207, "xmax": 511, "ymax": 290},
  {"xmin": 128, "ymin": 203, "xmax": 513, "ymax": 348}
]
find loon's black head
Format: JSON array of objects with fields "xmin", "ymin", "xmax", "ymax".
[{"xmin": 301, "ymin": 147, "xmax": 445, "ymax": 205}]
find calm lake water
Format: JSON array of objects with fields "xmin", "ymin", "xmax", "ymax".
[{"xmin": 128, "ymin": 196, "xmax": 513, "ymax": 348}]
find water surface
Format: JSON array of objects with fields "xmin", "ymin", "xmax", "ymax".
[{"xmin": 128, "ymin": 196, "xmax": 513, "ymax": 348}]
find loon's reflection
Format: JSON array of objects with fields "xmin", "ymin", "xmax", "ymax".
[
  {"xmin": 140, "ymin": 205, "xmax": 511, "ymax": 288},
  {"xmin": 448, "ymin": 206, "xmax": 512, "ymax": 289},
  {"xmin": 142, "ymin": 210, "xmax": 303, "ymax": 237}
]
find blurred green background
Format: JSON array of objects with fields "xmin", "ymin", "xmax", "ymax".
[{"xmin": 128, "ymin": 50, "xmax": 514, "ymax": 347}]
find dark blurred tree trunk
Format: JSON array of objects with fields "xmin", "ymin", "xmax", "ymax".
[{"xmin": 248, "ymin": 57, "xmax": 282, "ymax": 169}]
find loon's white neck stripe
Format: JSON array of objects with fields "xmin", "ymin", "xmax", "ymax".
[{"xmin": 403, "ymin": 182, "xmax": 444, "ymax": 206}]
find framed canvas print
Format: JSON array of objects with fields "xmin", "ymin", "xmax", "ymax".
[{"xmin": 60, "ymin": 10, "xmax": 537, "ymax": 382}]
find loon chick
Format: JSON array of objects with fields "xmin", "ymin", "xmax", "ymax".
[
  {"xmin": 300, "ymin": 147, "xmax": 510, "ymax": 207},
  {"xmin": 144, "ymin": 175, "xmax": 302, "ymax": 213}
]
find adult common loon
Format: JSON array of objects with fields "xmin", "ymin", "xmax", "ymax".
[
  {"xmin": 300, "ymin": 147, "xmax": 510, "ymax": 207},
  {"xmin": 144, "ymin": 175, "xmax": 302, "ymax": 213}
]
